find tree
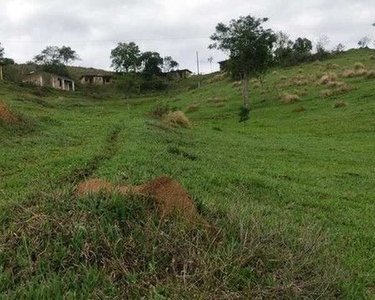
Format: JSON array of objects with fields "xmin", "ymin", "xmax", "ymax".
[
  {"xmin": 316, "ymin": 35, "xmax": 330, "ymax": 54},
  {"xmin": 59, "ymin": 46, "xmax": 80, "ymax": 65},
  {"xmin": 140, "ymin": 51, "xmax": 164, "ymax": 77},
  {"xmin": 110, "ymin": 42, "xmax": 141, "ymax": 73},
  {"xmin": 333, "ymin": 43, "xmax": 345, "ymax": 53},
  {"xmin": 209, "ymin": 15, "xmax": 276, "ymax": 110},
  {"xmin": 273, "ymin": 31, "xmax": 294, "ymax": 65},
  {"xmin": 293, "ymin": 37, "xmax": 313, "ymax": 56},
  {"xmin": 163, "ymin": 56, "xmax": 179, "ymax": 72},
  {"xmin": 116, "ymin": 73, "xmax": 140, "ymax": 109},
  {"xmin": 33, "ymin": 46, "xmax": 80, "ymax": 76},
  {"xmin": 0, "ymin": 43, "xmax": 4, "ymax": 58},
  {"xmin": 358, "ymin": 37, "xmax": 371, "ymax": 48}
]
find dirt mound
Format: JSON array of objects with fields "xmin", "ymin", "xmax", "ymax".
[
  {"xmin": 77, "ymin": 176, "xmax": 208, "ymax": 227},
  {"xmin": 0, "ymin": 101, "xmax": 19, "ymax": 123}
]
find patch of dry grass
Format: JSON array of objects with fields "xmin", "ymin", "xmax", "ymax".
[
  {"xmin": 370, "ymin": 55, "xmax": 375, "ymax": 60},
  {"xmin": 294, "ymin": 105, "xmax": 306, "ymax": 112},
  {"xmin": 354, "ymin": 62, "xmax": 365, "ymax": 70},
  {"xmin": 280, "ymin": 93, "xmax": 300, "ymax": 103},
  {"xmin": 333, "ymin": 100, "xmax": 348, "ymax": 108},
  {"xmin": 320, "ymin": 84, "xmax": 354, "ymax": 98},
  {"xmin": 186, "ymin": 105, "xmax": 199, "ymax": 113},
  {"xmin": 319, "ymin": 72, "xmax": 339, "ymax": 85},
  {"xmin": 162, "ymin": 111, "xmax": 191, "ymax": 128}
]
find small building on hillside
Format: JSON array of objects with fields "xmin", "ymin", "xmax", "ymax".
[
  {"xmin": 80, "ymin": 74, "xmax": 113, "ymax": 85},
  {"xmin": 167, "ymin": 69, "xmax": 193, "ymax": 79},
  {"xmin": 218, "ymin": 60, "xmax": 229, "ymax": 72},
  {"xmin": 22, "ymin": 71, "xmax": 75, "ymax": 91}
]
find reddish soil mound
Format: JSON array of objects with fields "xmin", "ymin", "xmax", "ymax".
[
  {"xmin": 77, "ymin": 176, "xmax": 208, "ymax": 228},
  {"xmin": 0, "ymin": 101, "xmax": 19, "ymax": 123}
]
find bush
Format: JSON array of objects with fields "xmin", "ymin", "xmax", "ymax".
[{"xmin": 150, "ymin": 102, "xmax": 171, "ymax": 118}]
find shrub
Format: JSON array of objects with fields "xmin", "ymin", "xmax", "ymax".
[
  {"xmin": 333, "ymin": 100, "xmax": 348, "ymax": 108},
  {"xmin": 280, "ymin": 93, "xmax": 300, "ymax": 103},
  {"xmin": 162, "ymin": 111, "xmax": 191, "ymax": 128},
  {"xmin": 151, "ymin": 102, "xmax": 171, "ymax": 118}
]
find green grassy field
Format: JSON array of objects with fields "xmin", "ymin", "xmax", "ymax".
[{"xmin": 1, "ymin": 49, "xmax": 375, "ymax": 299}]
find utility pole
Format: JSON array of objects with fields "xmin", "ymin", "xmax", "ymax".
[
  {"xmin": 196, "ymin": 51, "xmax": 201, "ymax": 88},
  {"xmin": 0, "ymin": 59, "xmax": 3, "ymax": 81}
]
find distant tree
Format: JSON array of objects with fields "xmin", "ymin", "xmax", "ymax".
[
  {"xmin": 358, "ymin": 37, "xmax": 371, "ymax": 48},
  {"xmin": 33, "ymin": 46, "xmax": 79, "ymax": 77},
  {"xmin": 293, "ymin": 37, "xmax": 313, "ymax": 56},
  {"xmin": 34, "ymin": 46, "xmax": 79, "ymax": 66},
  {"xmin": 316, "ymin": 35, "xmax": 330, "ymax": 54},
  {"xmin": 116, "ymin": 73, "xmax": 140, "ymax": 109},
  {"xmin": 110, "ymin": 42, "xmax": 141, "ymax": 73},
  {"xmin": 59, "ymin": 46, "xmax": 80, "ymax": 65},
  {"xmin": 273, "ymin": 31, "xmax": 294, "ymax": 65},
  {"xmin": 209, "ymin": 15, "xmax": 276, "ymax": 111},
  {"xmin": 0, "ymin": 43, "xmax": 4, "ymax": 58},
  {"xmin": 333, "ymin": 43, "xmax": 345, "ymax": 53},
  {"xmin": 163, "ymin": 56, "xmax": 179, "ymax": 72},
  {"xmin": 140, "ymin": 51, "xmax": 164, "ymax": 77}
]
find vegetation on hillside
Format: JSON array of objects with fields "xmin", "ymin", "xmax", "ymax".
[{"xmin": 1, "ymin": 48, "xmax": 375, "ymax": 298}]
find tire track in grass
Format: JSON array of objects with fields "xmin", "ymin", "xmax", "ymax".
[{"xmin": 67, "ymin": 123, "xmax": 122, "ymax": 185}]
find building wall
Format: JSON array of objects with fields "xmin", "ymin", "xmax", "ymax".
[
  {"xmin": 81, "ymin": 76, "xmax": 112, "ymax": 85},
  {"xmin": 23, "ymin": 73, "xmax": 74, "ymax": 91}
]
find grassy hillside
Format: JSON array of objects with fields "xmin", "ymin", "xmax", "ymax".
[{"xmin": 1, "ymin": 48, "xmax": 375, "ymax": 299}]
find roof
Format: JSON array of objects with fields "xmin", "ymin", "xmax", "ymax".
[
  {"xmin": 25, "ymin": 71, "xmax": 74, "ymax": 82},
  {"xmin": 80, "ymin": 74, "xmax": 113, "ymax": 79},
  {"xmin": 169, "ymin": 69, "xmax": 193, "ymax": 74}
]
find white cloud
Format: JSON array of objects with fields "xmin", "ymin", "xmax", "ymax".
[{"xmin": 0, "ymin": 0, "xmax": 374, "ymax": 73}]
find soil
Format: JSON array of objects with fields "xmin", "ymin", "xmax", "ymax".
[
  {"xmin": 0, "ymin": 101, "xmax": 19, "ymax": 123},
  {"xmin": 77, "ymin": 176, "xmax": 208, "ymax": 228}
]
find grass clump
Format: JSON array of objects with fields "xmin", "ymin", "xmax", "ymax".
[
  {"xmin": 280, "ymin": 93, "xmax": 300, "ymax": 103},
  {"xmin": 162, "ymin": 111, "xmax": 191, "ymax": 128},
  {"xmin": 354, "ymin": 62, "xmax": 365, "ymax": 70},
  {"xmin": 0, "ymin": 190, "xmax": 344, "ymax": 299},
  {"xmin": 333, "ymin": 100, "xmax": 348, "ymax": 108},
  {"xmin": 294, "ymin": 105, "xmax": 306, "ymax": 112}
]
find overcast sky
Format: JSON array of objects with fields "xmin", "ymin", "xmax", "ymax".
[{"xmin": 1, "ymin": 0, "xmax": 374, "ymax": 73}]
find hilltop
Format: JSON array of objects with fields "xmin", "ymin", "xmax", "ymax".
[{"xmin": 1, "ymin": 48, "xmax": 375, "ymax": 299}]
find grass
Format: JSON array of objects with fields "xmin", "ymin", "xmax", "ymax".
[{"xmin": 1, "ymin": 48, "xmax": 375, "ymax": 298}]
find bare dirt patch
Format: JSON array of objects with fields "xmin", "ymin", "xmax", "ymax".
[
  {"xmin": 0, "ymin": 101, "xmax": 19, "ymax": 123},
  {"xmin": 77, "ymin": 176, "xmax": 208, "ymax": 227}
]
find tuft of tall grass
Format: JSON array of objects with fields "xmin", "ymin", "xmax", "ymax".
[
  {"xmin": 162, "ymin": 111, "xmax": 191, "ymax": 128},
  {"xmin": 0, "ymin": 190, "xmax": 344, "ymax": 299}
]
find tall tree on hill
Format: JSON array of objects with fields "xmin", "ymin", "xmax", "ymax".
[
  {"xmin": 0, "ymin": 43, "xmax": 4, "ymax": 59},
  {"xmin": 293, "ymin": 37, "xmax": 313, "ymax": 61},
  {"xmin": 162, "ymin": 56, "xmax": 179, "ymax": 72},
  {"xmin": 33, "ymin": 46, "xmax": 80, "ymax": 76},
  {"xmin": 358, "ymin": 37, "xmax": 371, "ymax": 48},
  {"xmin": 209, "ymin": 15, "xmax": 276, "ymax": 112},
  {"xmin": 140, "ymin": 51, "xmax": 164, "ymax": 77},
  {"xmin": 110, "ymin": 42, "xmax": 142, "ymax": 73},
  {"xmin": 273, "ymin": 31, "xmax": 294, "ymax": 66}
]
